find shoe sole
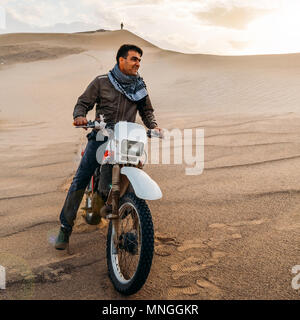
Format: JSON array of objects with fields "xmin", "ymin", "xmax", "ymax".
[{"xmin": 55, "ymin": 243, "xmax": 69, "ymax": 250}]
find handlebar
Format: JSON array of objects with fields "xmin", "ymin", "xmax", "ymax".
[
  {"xmin": 74, "ymin": 120, "xmax": 105, "ymax": 129},
  {"xmin": 75, "ymin": 120, "xmax": 163, "ymax": 139}
]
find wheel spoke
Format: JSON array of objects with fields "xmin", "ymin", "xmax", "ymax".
[
  {"xmin": 113, "ymin": 202, "xmax": 142, "ymax": 281},
  {"xmin": 108, "ymin": 194, "xmax": 154, "ymax": 295}
]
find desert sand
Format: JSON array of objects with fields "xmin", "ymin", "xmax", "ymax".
[{"xmin": 1, "ymin": 30, "xmax": 300, "ymax": 300}]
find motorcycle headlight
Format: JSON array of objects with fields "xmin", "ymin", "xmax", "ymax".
[{"xmin": 121, "ymin": 140, "xmax": 144, "ymax": 157}]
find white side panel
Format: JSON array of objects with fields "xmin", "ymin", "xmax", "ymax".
[{"xmin": 121, "ymin": 167, "xmax": 162, "ymax": 200}]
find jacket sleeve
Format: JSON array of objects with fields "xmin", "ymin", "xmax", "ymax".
[
  {"xmin": 137, "ymin": 95, "xmax": 158, "ymax": 129},
  {"xmin": 73, "ymin": 77, "xmax": 100, "ymax": 119}
]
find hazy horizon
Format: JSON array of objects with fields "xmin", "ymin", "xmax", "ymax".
[{"xmin": 1, "ymin": 0, "xmax": 300, "ymax": 56}]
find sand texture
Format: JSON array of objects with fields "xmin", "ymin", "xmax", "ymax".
[{"xmin": 1, "ymin": 30, "xmax": 300, "ymax": 300}]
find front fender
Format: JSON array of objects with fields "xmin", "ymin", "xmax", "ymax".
[{"xmin": 120, "ymin": 167, "xmax": 162, "ymax": 200}]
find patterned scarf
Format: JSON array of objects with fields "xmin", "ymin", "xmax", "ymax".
[{"xmin": 108, "ymin": 64, "xmax": 148, "ymax": 102}]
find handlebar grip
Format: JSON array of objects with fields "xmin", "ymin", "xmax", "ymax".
[
  {"xmin": 74, "ymin": 120, "xmax": 95, "ymax": 128},
  {"xmin": 147, "ymin": 129, "xmax": 163, "ymax": 139}
]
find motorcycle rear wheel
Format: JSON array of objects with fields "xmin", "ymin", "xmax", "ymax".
[{"xmin": 106, "ymin": 192, "xmax": 154, "ymax": 295}]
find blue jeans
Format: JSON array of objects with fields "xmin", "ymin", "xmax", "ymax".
[{"xmin": 59, "ymin": 131, "xmax": 107, "ymax": 231}]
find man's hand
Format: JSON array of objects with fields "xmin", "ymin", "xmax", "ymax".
[
  {"xmin": 73, "ymin": 116, "xmax": 88, "ymax": 129},
  {"xmin": 153, "ymin": 126, "xmax": 162, "ymax": 132},
  {"xmin": 153, "ymin": 126, "xmax": 164, "ymax": 138}
]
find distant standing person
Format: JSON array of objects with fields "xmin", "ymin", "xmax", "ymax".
[{"xmin": 121, "ymin": 22, "xmax": 124, "ymax": 30}]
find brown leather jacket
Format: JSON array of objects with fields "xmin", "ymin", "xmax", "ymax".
[{"xmin": 73, "ymin": 74, "xmax": 158, "ymax": 129}]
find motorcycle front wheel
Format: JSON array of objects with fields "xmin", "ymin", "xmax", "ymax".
[{"xmin": 106, "ymin": 192, "xmax": 154, "ymax": 295}]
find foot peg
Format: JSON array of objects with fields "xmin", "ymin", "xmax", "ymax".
[{"xmin": 100, "ymin": 204, "xmax": 118, "ymax": 219}]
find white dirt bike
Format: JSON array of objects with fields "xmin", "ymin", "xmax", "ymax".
[{"xmin": 77, "ymin": 119, "xmax": 163, "ymax": 295}]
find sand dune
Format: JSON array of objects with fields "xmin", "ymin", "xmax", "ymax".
[
  {"xmin": 1, "ymin": 30, "xmax": 300, "ymax": 300},
  {"xmin": 0, "ymin": 30, "xmax": 156, "ymax": 66}
]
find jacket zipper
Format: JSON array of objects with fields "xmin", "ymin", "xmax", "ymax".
[
  {"xmin": 122, "ymin": 97, "xmax": 127, "ymax": 121},
  {"xmin": 115, "ymin": 92, "xmax": 122, "ymax": 123}
]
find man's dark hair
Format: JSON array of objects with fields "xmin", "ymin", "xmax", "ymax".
[{"xmin": 116, "ymin": 44, "xmax": 143, "ymax": 65}]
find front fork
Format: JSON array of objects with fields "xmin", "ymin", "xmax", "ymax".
[
  {"xmin": 111, "ymin": 164, "xmax": 121, "ymax": 250},
  {"xmin": 85, "ymin": 176, "xmax": 94, "ymax": 211}
]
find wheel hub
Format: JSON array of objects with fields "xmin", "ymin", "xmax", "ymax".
[{"xmin": 119, "ymin": 232, "xmax": 138, "ymax": 255}]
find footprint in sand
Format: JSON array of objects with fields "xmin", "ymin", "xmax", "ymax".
[
  {"xmin": 171, "ymin": 261, "xmax": 205, "ymax": 280},
  {"xmin": 209, "ymin": 219, "xmax": 266, "ymax": 230},
  {"xmin": 171, "ymin": 256, "xmax": 204, "ymax": 272},
  {"xmin": 155, "ymin": 245, "xmax": 172, "ymax": 257},
  {"xmin": 177, "ymin": 238, "xmax": 206, "ymax": 252},
  {"xmin": 178, "ymin": 232, "xmax": 242, "ymax": 253},
  {"xmin": 196, "ymin": 277, "xmax": 222, "ymax": 297},
  {"xmin": 154, "ymin": 232, "xmax": 180, "ymax": 257},
  {"xmin": 206, "ymin": 218, "xmax": 267, "ymax": 244},
  {"xmin": 167, "ymin": 219, "xmax": 264, "ymax": 297},
  {"xmin": 155, "ymin": 232, "xmax": 180, "ymax": 246},
  {"xmin": 168, "ymin": 285, "xmax": 201, "ymax": 297},
  {"xmin": 170, "ymin": 251, "xmax": 226, "ymax": 280},
  {"xmin": 168, "ymin": 271, "xmax": 223, "ymax": 298}
]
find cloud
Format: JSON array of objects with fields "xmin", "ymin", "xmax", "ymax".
[
  {"xmin": 229, "ymin": 40, "xmax": 249, "ymax": 50},
  {"xmin": 1, "ymin": 0, "xmax": 300, "ymax": 55},
  {"xmin": 2, "ymin": 11, "xmax": 34, "ymax": 33},
  {"xmin": 0, "ymin": 11, "xmax": 104, "ymax": 34},
  {"xmin": 195, "ymin": 5, "xmax": 272, "ymax": 30},
  {"xmin": 118, "ymin": 0, "xmax": 164, "ymax": 5}
]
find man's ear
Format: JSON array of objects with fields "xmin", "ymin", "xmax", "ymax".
[{"xmin": 119, "ymin": 57, "xmax": 125, "ymax": 65}]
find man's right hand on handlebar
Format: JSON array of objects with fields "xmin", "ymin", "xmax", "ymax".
[{"xmin": 73, "ymin": 116, "xmax": 88, "ymax": 129}]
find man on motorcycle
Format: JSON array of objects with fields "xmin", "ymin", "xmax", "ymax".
[{"xmin": 55, "ymin": 44, "xmax": 162, "ymax": 250}]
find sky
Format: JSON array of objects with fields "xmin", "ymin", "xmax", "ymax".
[{"xmin": 0, "ymin": 0, "xmax": 300, "ymax": 55}]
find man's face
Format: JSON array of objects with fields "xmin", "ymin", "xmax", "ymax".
[{"xmin": 119, "ymin": 50, "xmax": 141, "ymax": 76}]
